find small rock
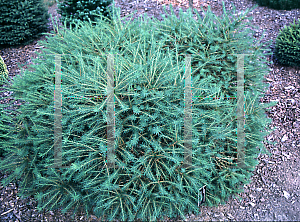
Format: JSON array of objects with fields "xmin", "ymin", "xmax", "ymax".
[
  {"xmin": 287, "ymin": 98, "xmax": 295, "ymax": 105},
  {"xmin": 281, "ymin": 134, "xmax": 288, "ymax": 142},
  {"xmin": 248, "ymin": 202, "xmax": 256, "ymax": 207},
  {"xmin": 227, "ymin": 213, "xmax": 234, "ymax": 219},
  {"xmin": 283, "ymin": 190, "xmax": 290, "ymax": 199},
  {"xmin": 284, "ymin": 86, "xmax": 295, "ymax": 90},
  {"xmin": 265, "ymin": 77, "xmax": 273, "ymax": 82},
  {"xmin": 89, "ymin": 215, "xmax": 98, "ymax": 220},
  {"xmin": 282, "ymin": 152, "xmax": 290, "ymax": 159}
]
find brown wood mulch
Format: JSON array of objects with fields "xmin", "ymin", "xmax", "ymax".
[{"xmin": 0, "ymin": 0, "xmax": 300, "ymax": 221}]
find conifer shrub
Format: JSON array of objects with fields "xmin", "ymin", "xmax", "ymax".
[
  {"xmin": 273, "ymin": 18, "xmax": 300, "ymax": 68},
  {"xmin": 252, "ymin": 0, "xmax": 300, "ymax": 10},
  {"xmin": 0, "ymin": 0, "xmax": 50, "ymax": 47},
  {"xmin": 56, "ymin": 0, "xmax": 114, "ymax": 31},
  {"xmin": 0, "ymin": 55, "xmax": 10, "ymax": 157},
  {"xmin": 0, "ymin": 2, "xmax": 278, "ymax": 221}
]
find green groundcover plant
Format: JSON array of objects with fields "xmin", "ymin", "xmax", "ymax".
[{"xmin": 0, "ymin": 2, "xmax": 278, "ymax": 221}]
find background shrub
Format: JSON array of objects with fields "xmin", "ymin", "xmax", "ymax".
[
  {"xmin": 0, "ymin": 0, "xmax": 50, "ymax": 48},
  {"xmin": 0, "ymin": 2, "xmax": 278, "ymax": 221},
  {"xmin": 273, "ymin": 18, "xmax": 300, "ymax": 68},
  {"xmin": 252, "ymin": 0, "xmax": 300, "ymax": 10},
  {"xmin": 56, "ymin": 0, "xmax": 114, "ymax": 31}
]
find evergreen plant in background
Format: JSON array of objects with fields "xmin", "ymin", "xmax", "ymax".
[
  {"xmin": 273, "ymin": 18, "xmax": 300, "ymax": 68},
  {"xmin": 0, "ymin": 2, "xmax": 279, "ymax": 221},
  {"xmin": 0, "ymin": 0, "xmax": 50, "ymax": 48},
  {"xmin": 252, "ymin": 0, "xmax": 300, "ymax": 10},
  {"xmin": 56, "ymin": 0, "xmax": 114, "ymax": 31}
]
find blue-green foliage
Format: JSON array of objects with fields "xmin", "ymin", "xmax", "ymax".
[
  {"xmin": 252, "ymin": 0, "xmax": 300, "ymax": 10},
  {"xmin": 0, "ymin": 0, "xmax": 49, "ymax": 47},
  {"xmin": 274, "ymin": 18, "xmax": 300, "ymax": 68},
  {"xmin": 0, "ymin": 55, "xmax": 10, "ymax": 157},
  {"xmin": 0, "ymin": 1, "xmax": 278, "ymax": 221},
  {"xmin": 57, "ymin": 0, "xmax": 114, "ymax": 30}
]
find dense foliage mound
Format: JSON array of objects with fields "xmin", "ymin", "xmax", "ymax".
[
  {"xmin": 274, "ymin": 18, "xmax": 300, "ymax": 68},
  {"xmin": 252, "ymin": 0, "xmax": 300, "ymax": 10},
  {"xmin": 0, "ymin": 2, "xmax": 278, "ymax": 221},
  {"xmin": 56, "ymin": 0, "xmax": 114, "ymax": 30},
  {"xmin": 0, "ymin": 0, "xmax": 50, "ymax": 47}
]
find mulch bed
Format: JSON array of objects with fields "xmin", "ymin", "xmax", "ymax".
[{"xmin": 0, "ymin": 0, "xmax": 300, "ymax": 221}]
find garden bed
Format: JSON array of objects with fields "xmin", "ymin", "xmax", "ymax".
[{"xmin": 0, "ymin": 0, "xmax": 300, "ymax": 221}]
